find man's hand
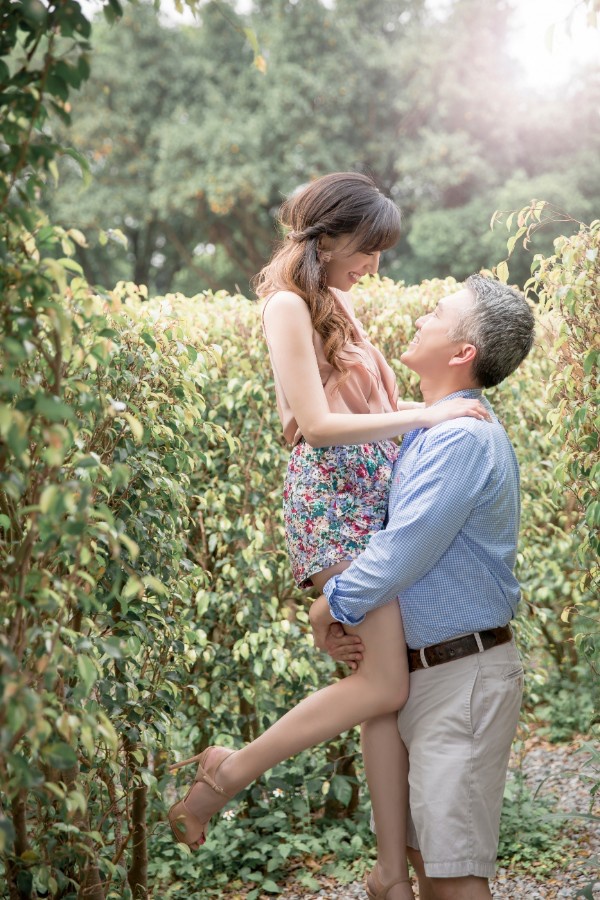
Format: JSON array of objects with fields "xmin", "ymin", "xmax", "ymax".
[
  {"xmin": 309, "ymin": 594, "xmax": 364, "ymax": 670},
  {"xmin": 309, "ymin": 594, "xmax": 335, "ymax": 651},
  {"xmin": 323, "ymin": 622, "xmax": 364, "ymax": 670}
]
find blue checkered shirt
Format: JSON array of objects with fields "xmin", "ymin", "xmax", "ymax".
[{"xmin": 323, "ymin": 390, "xmax": 521, "ymax": 648}]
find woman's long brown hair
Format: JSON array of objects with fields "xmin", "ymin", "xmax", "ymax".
[{"xmin": 253, "ymin": 172, "xmax": 401, "ymax": 378}]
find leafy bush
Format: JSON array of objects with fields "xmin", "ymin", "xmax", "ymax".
[
  {"xmin": 2, "ymin": 271, "xmax": 597, "ymax": 897},
  {"xmin": 493, "ymin": 204, "xmax": 599, "ymax": 738},
  {"xmin": 5, "ymin": 3, "xmax": 593, "ymax": 896},
  {"xmin": 495, "ymin": 205, "xmax": 599, "ymax": 596},
  {"xmin": 0, "ymin": 276, "xmax": 228, "ymax": 897}
]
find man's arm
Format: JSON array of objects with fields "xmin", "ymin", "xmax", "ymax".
[{"xmin": 322, "ymin": 427, "xmax": 492, "ymax": 626}]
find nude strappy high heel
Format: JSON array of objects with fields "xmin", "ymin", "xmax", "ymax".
[
  {"xmin": 365, "ymin": 865, "xmax": 412, "ymax": 899},
  {"xmin": 167, "ymin": 746, "xmax": 235, "ymax": 849}
]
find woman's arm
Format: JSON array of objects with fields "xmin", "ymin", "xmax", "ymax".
[{"xmin": 263, "ymin": 292, "xmax": 487, "ymax": 447}]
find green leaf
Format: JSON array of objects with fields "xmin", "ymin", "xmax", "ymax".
[
  {"xmin": 77, "ymin": 55, "xmax": 91, "ymax": 82},
  {"xmin": 103, "ymin": 228, "xmax": 128, "ymax": 248},
  {"xmin": 98, "ymin": 328, "xmax": 120, "ymax": 339},
  {"xmin": 298, "ymin": 874, "xmax": 321, "ymax": 890},
  {"xmin": 119, "ymin": 532, "xmax": 139, "ymax": 561},
  {"xmin": 57, "ymin": 257, "xmax": 84, "ymax": 274},
  {"xmin": 74, "ymin": 455, "xmax": 100, "ymax": 468},
  {"xmin": 61, "ymin": 147, "xmax": 92, "ymax": 187},
  {"xmin": 122, "ymin": 576, "xmax": 143, "ymax": 599},
  {"xmin": 42, "ymin": 742, "xmax": 77, "ymax": 771},
  {"xmin": 142, "ymin": 332, "xmax": 156, "ymax": 351},
  {"xmin": 243, "ymin": 26, "xmax": 260, "ymax": 57},
  {"xmin": 76, "ymin": 656, "xmax": 98, "ymax": 695},
  {"xmin": 123, "ymin": 412, "xmax": 144, "ymax": 442},
  {"xmin": 496, "ymin": 260, "xmax": 509, "ymax": 284},
  {"xmin": 583, "ymin": 351, "xmax": 596, "ymax": 377},
  {"xmin": 39, "ymin": 485, "xmax": 60, "ymax": 514},
  {"xmin": 36, "ymin": 395, "xmax": 76, "ymax": 422},
  {"xmin": 46, "ymin": 73, "xmax": 69, "ymax": 101},
  {"xmin": 20, "ymin": 0, "xmax": 48, "ymax": 27},
  {"xmin": 142, "ymin": 574, "xmax": 168, "ymax": 595},
  {"xmin": 330, "ymin": 774, "xmax": 353, "ymax": 806}
]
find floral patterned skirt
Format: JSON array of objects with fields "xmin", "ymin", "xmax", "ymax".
[{"xmin": 283, "ymin": 439, "xmax": 399, "ymax": 589}]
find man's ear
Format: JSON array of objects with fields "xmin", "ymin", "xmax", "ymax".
[{"xmin": 449, "ymin": 343, "xmax": 477, "ymax": 368}]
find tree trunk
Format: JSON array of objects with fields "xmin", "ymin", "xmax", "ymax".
[
  {"xmin": 5, "ymin": 790, "xmax": 31, "ymax": 900},
  {"xmin": 59, "ymin": 760, "xmax": 106, "ymax": 900},
  {"xmin": 126, "ymin": 745, "xmax": 148, "ymax": 900},
  {"xmin": 79, "ymin": 861, "xmax": 106, "ymax": 900}
]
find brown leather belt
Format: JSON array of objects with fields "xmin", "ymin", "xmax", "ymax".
[{"xmin": 407, "ymin": 625, "xmax": 513, "ymax": 672}]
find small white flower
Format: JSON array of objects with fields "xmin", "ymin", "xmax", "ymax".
[
  {"xmin": 272, "ymin": 788, "xmax": 284, "ymax": 798},
  {"xmin": 222, "ymin": 809, "xmax": 236, "ymax": 820}
]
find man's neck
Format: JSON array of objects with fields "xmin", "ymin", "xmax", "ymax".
[{"xmin": 420, "ymin": 377, "xmax": 480, "ymax": 406}]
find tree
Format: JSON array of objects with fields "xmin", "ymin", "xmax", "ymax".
[{"xmin": 44, "ymin": 0, "xmax": 600, "ymax": 294}]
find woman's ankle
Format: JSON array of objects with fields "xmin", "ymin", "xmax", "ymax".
[
  {"xmin": 215, "ymin": 751, "xmax": 244, "ymax": 796},
  {"xmin": 375, "ymin": 858, "xmax": 410, "ymax": 885}
]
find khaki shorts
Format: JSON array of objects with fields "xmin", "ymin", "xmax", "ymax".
[{"xmin": 398, "ymin": 638, "xmax": 524, "ymax": 879}]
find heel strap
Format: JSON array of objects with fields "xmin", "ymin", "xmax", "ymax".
[
  {"xmin": 199, "ymin": 770, "xmax": 228, "ymax": 797},
  {"xmin": 195, "ymin": 749, "xmax": 235, "ymax": 800},
  {"xmin": 368, "ymin": 873, "xmax": 411, "ymax": 899},
  {"xmin": 382, "ymin": 877, "xmax": 410, "ymax": 892}
]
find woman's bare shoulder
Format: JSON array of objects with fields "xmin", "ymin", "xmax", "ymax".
[{"xmin": 263, "ymin": 290, "xmax": 310, "ymax": 324}]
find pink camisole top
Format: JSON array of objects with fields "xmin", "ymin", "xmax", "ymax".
[{"xmin": 262, "ymin": 289, "xmax": 399, "ymax": 446}]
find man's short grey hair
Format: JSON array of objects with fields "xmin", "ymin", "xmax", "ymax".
[{"xmin": 448, "ymin": 274, "xmax": 535, "ymax": 388}]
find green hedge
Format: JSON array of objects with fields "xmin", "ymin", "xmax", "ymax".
[{"xmin": 1, "ymin": 270, "xmax": 596, "ymax": 898}]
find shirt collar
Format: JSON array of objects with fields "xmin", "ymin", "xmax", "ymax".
[{"xmin": 430, "ymin": 388, "xmax": 483, "ymax": 407}]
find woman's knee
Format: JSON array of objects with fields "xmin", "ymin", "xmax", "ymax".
[
  {"xmin": 380, "ymin": 676, "xmax": 409, "ymax": 712},
  {"xmin": 356, "ymin": 666, "xmax": 408, "ymax": 713}
]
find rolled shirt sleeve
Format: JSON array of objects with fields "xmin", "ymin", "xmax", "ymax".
[{"xmin": 323, "ymin": 427, "xmax": 493, "ymax": 626}]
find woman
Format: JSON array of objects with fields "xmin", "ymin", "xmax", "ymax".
[{"xmin": 168, "ymin": 173, "xmax": 488, "ymax": 900}]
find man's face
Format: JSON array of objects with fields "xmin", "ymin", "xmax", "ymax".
[{"xmin": 401, "ymin": 288, "xmax": 475, "ymax": 377}]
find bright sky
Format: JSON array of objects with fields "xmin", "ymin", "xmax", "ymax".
[
  {"xmin": 83, "ymin": 0, "xmax": 600, "ymax": 90},
  {"xmin": 507, "ymin": 0, "xmax": 600, "ymax": 89}
]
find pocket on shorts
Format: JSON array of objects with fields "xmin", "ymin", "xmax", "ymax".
[
  {"xmin": 467, "ymin": 659, "xmax": 524, "ymax": 737},
  {"xmin": 466, "ymin": 668, "xmax": 486, "ymax": 737},
  {"xmin": 502, "ymin": 666, "xmax": 524, "ymax": 681}
]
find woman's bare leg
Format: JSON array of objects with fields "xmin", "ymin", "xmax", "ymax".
[
  {"xmin": 312, "ymin": 564, "xmax": 411, "ymax": 897},
  {"xmin": 211, "ymin": 564, "xmax": 407, "ymax": 793},
  {"xmin": 186, "ymin": 562, "xmax": 411, "ymax": 894},
  {"xmin": 362, "ymin": 713, "xmax": 413, "ymax": 899},
  {"xmin": 213, "ymin": 606, "xmax": 408, "ymax": 787}
]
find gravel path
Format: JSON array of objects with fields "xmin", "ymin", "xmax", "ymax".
[{"xmin": 230, "ymin": 739, "xmax": 599, "ymax": 900}]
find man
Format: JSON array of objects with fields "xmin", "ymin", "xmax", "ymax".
[{"xmin": 309, "ymin": 274, "xmax": 536, "ymax": 900}]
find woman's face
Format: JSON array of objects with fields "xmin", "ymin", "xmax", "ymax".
[{"xmin": 320, "ymin": 234, "xmax": 381, "ymax": 292}]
